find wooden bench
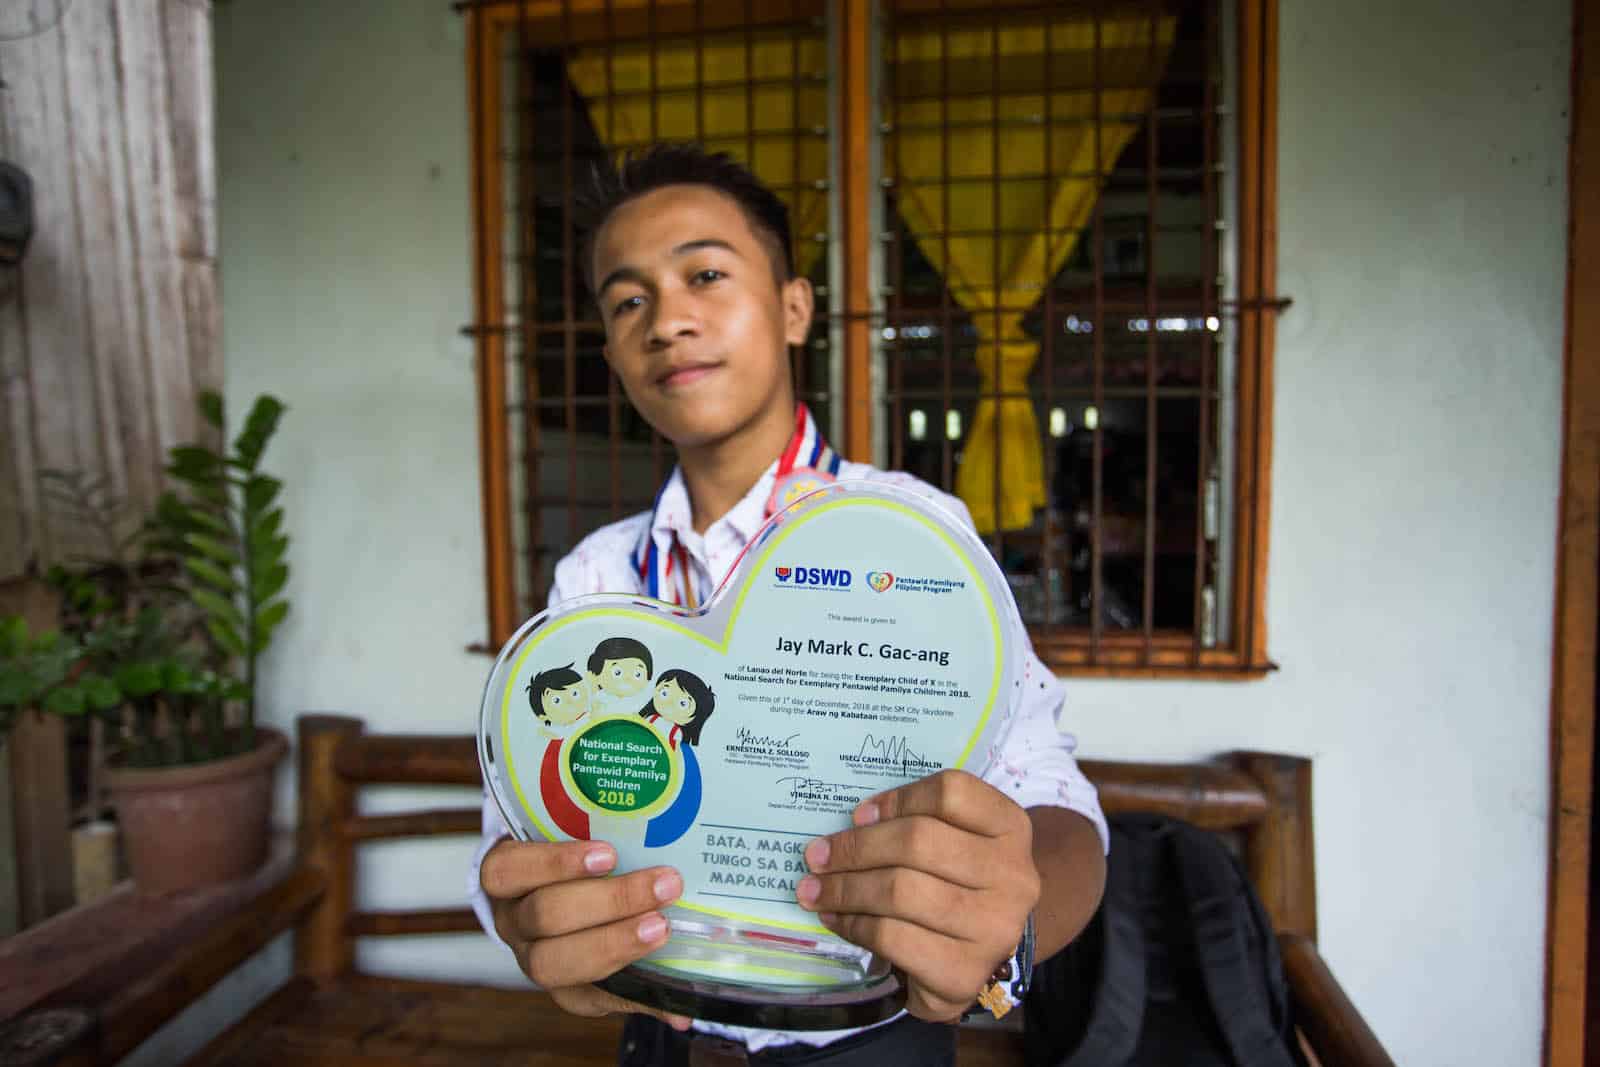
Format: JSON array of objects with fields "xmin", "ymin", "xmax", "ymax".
[{"xmin": 139, "ymin": 714, "xmax": 1389, "ymax": 1065}]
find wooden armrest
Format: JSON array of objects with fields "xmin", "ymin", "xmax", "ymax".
[
  {"xmin": 1278, "ymin": 934, "xmax": 1395, "ymax": 1067},
  {"xmin": 41, "ymin": 863, "xmax": 326, "ymax": 1066}
]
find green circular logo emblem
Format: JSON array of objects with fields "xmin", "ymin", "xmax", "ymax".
[{"xmin": 566, "ymin": 719, "xmax": 672, "ymax": 813}]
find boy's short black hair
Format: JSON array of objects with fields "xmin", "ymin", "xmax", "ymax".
[
  {"xmin": 587, "ymin": 636, "xmax": 653, "ymax": 678},
  {"xmin": 576, "ymin": 142, "xmax": 794, "ymax": 294}
]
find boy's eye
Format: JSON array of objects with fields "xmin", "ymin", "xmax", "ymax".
[
  {"xmin": 691, "ymin": 269, "xmax": 725, "ymax": 285},
  {"xmin": 612, "ymin": 295, "xmax": 643, "ymax": 317},
  {"xmin": 550, "ymin": 695, "xmax": 561, "ymax": 706},
  {"xmin": 611, "ymin": 667, "xmax": 622, "ymax": 677}
]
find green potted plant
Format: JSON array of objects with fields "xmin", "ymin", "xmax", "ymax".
[{"xmin": 2, "ymin": 392, "xmax": 294, "ymax": 894}]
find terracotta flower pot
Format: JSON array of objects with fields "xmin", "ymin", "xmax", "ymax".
[{"xmin": 104, "ymin": 728, "xmax": 289, "ymax": 895}]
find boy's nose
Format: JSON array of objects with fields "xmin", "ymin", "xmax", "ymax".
[{"xmin": 647, "ymin": 288, "xmax": 700, "ymax": 345}]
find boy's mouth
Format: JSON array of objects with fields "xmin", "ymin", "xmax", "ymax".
[{"xmin": 656, "ymin": 361, "xmax": 720, "ymax": 389}]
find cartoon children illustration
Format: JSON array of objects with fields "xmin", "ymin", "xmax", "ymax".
[
  {"xmin": 635, "ymin": 669, "xmax": 714, "ymax": 848},
  {"xmin": 529, "ymin": 663, "xmax": 595, "ymax": 840},
  {"xmin": 637, "ymin": 668, "xmax": 715, "ymax": 750},
  {"xmin": 526, "ymin": 663, "xmax": 591, "ymax": 739},
  {"xmin": 584, "ymin": 637, "xmax": 653, "ymax": 715}
]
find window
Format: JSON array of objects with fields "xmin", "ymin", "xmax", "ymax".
[{"xmin": 466, "ymin": 0, "xmax": 1280, "ymax": 677}]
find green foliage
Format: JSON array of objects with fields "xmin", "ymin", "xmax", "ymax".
[
  {"xmin": 6, "ymin": 391, "xmax": 293, "ymax": 768},
  {"xmin": 0, "ymin": 618, "xmax": 80, "ymax": 735},
  {"xmin": 155, "ymin": 391, "xmax": 291, "ymax": 746}
]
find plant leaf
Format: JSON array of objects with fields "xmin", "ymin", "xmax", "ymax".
[
  {"xmin": 43, "ymin": 686, "xmax": 87, "ymax": 715},
  {"xmin": 248, "ymin": 536, "xmax": 290, "ymax": 582},
  {"xmin": 168, "ymin": 445, "xmax": 224, "ymax": 483},
  {"xmin": 0, "ymin": 616, "xmax": 25, "ymax": 656},
  {"xmin": 186, "ymin": 507, "xmax": 235, "ymax": 539},
  {"xmin": 243, "ymin": 475, "xmax": 282, "ymax": 517},
  {"xmin": 253, "ymin": 561, "xmax": 289, "ymax": 602},
  {"xmin": 232, "ymin": 396, "xmax": 286, "ymax": 471},
  {"xmin": 249, "ymin": 507, "xmax": 283, "ymax": 544},
  {"xmin": 81, "ymin": 673, "xmax": 122, "ymax": 711},
  {"xmin": 191, "ymin": 587, "xmax": 245, "ymax": 632},
  {"xmin": 255, "ymin": 599, "xmax": 289, "ymax": 641},
  {"xmin": 114, "ymin": 662, "xmax": 163, "ymax": 698},
  {"xmin": 183, "ymin": 556, "xmax": 238, "ymax": 595},
  {"xmin": 189, "ymin": 481, "xmax": 232, "ymax": 508},
  {"xmin": 199, "ymin": 391, "xmax": 225, "ymax": 429},
  {"xmin": 206, "ymin": 617, "xmax": 247, "ymax": 658},
  {"xmin": 160, "ymin": 660, "xmax": 199, "ymax": 693},
  {"xmin": 0, "ymin": 664, "xmax": 38, "ymax": 706},
  {"xmin": 183, "ymin": 531, "xmax": 237, "ymax": 565}
]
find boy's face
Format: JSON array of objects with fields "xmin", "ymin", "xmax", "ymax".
[
  {"xmin": 540, "ymin": 681, "xmax": 590, "ymax": 726},
  {"xmin": 592, "ymin": 185, "xmax": 813, "ymax": 451},
  {"xmin": 652, "ymin": 677, "xmax": 697, "ymax": 726},
  {"xmin": 595, "ymin": 656, "xmax": 649, "ymax": 698}
]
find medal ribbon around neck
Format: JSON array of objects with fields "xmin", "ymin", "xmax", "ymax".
[{"xmin": 632, "ymin": 405, "xmax": 843, "ymax": 609}]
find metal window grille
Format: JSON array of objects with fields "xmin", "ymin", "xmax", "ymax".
[
  {"xmin": 471, "ymin": 0, "xmax": 834, "ymax": 625},
  {"xmin": 465, "ymin": 0, "xmax": 1279, "ymax": 675},
  {"xmin": 878, "ymin": 0, "xmax": 1232, "ymax": 667}
]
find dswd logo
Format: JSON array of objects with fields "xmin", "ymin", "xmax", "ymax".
[{"xmin": 775, "ymin": 565, "xmax": 852, "ymax": 589}]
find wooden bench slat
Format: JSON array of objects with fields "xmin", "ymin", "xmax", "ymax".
[
  {"xmin": 188, "ymin": 976, "xmax": 623, "ymax": 1066},
  {"xmin": 342, "ymin": 809, "xmax": 481, "ymax": 841},
  {"xmin": 334, "ymin": 735, "xmax": 480, "ymax": 785},
  {"xmin": 1279, "ymin": 934, "xmax": 1397, "ymax": 1067},
  {"xmin": 1082, "ymin": 759, "xmax": 1271, "ymax": 829},
  {"xmin": 345, "ymin": 908, "xmax": 481, "ymax": 938},
  {"xmin": 94, "ymin": 866, "xmax": 323, "ymax": 1059},
  {"xmin": 186, "ymin": 975, "xmax": 318, "ymax": 1067}
]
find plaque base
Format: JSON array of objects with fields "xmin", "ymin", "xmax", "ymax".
[
  {"xmin": 596, "ymin": 964, "xmax": 905, "ymax": 1031},
  {"xmin": 595, "ymin": 914, "xmax": 904, "ymax": 1029}
]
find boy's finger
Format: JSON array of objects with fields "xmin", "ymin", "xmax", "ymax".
[
  {"xmin": 820, "ymin": 912, "xmax": 973, "ymax": 1008},
  {"xmin": 856, "ymin": 770, "xmax": 1024, "ymax": 838},
  {"xmin": 512, "ymin": 866, "xmax": 683, "ymax": 940},
  {"xmin": 479, "ymin": 838, "xmax": 617, "ymax": 900},
  {"xmin": 804, "ymin": 816, "xmax": 992, "ymax": 889},
  {"xmin": 523, "ymin": 910, "xmax": 673, "ymax": 989},
  {"xmin": 796, "ymin": 866, "xmax": 974, "ymax": 939}
]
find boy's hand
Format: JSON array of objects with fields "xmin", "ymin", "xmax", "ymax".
[
  {"xmin": 794, "ymin": 770, "xmax": 1040, "ymax": 1022},
  {"xmin": 479, "ymin": 837, "xmax": 692, "ymax": 1030}
]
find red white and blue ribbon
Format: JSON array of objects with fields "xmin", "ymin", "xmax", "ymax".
[{"xmin": 631, "ymin": 405, "xmax": 843, "ymax": 608}]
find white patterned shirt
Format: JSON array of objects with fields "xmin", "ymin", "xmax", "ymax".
[{"xmin": 469, "ymin": 454, "xmax": 1108, "ymax": 1052}]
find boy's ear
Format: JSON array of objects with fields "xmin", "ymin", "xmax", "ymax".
[{"xmin": 781, "ymin": 276, "xmax": 815, "ymax": 347}]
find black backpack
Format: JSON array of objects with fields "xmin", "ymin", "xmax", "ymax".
[{"xmin": 1025, "ymin": 813, "xmax": 1310, "ymax": 1067}]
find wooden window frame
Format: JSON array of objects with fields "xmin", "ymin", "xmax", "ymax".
[
  {"xmin": 466, "ymin": 0, "xmax": 1280, "ymax": 679},
  {"xmin": 1545, "ymin": 2, "xmax": 1596, "ymax": 1062}
]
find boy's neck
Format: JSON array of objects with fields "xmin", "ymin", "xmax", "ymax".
[{"xmin": 676, "ymin": 401, "xmax": 797, "ymax": 534}]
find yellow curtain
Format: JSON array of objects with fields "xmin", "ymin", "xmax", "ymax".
[
  {"xmin": 891, "ymin": 16, "xmax": 1175, "ymax": 533},
  {"xmin": 567, "ymin": 37, "xmax": 831, "ymax": 277}
]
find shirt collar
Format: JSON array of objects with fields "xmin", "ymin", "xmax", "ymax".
[{"xmin": 631, "ymin": 404, "xmax": 830, "ymax": 577}]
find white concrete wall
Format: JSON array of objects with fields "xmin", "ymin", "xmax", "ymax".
[{"xmin": 207, "ymin": 1, "xmax": 1571, "ymax": 1064}]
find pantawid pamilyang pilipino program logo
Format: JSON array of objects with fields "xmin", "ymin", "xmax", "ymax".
[
  {"xmin": 866, "ymin": 571, "xmax": 895, "ymax": 593},
  {"xmin": 773, "ymin": 565, "xmax": 852, "ymax": 589}
]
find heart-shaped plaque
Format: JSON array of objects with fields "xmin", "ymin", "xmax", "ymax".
[{"xmin": 478, "ymin": 481, "xmax": 1027, "ymax": 1027}]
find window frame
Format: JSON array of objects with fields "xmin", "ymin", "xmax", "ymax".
[{"xmin": 465, "ymin": 0, "xmax": 1281, "ymax": 678}]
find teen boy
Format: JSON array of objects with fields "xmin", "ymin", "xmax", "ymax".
[{"xmin": 472, "ymin": 144, "xmax": 1108, "ymax": 1065}]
